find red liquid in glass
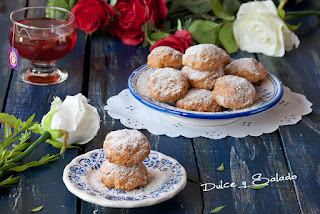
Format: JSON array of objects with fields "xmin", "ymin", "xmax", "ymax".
[{"xmin": 9, "ymin": 18, "xmax": 77, "ymax": 62}]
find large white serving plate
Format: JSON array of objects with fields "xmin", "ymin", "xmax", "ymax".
[
  {"xmin": 63, "ymin": 149, "xmax": 187, "ymax": 208},
  {"xmin": 128, "ymin": 64, "xmax": 283, "ymax": 126}
]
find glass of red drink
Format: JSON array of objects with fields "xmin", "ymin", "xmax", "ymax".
[{"xmin": 9, "ymin": 6, "xmax": 77, "ymax": 85}]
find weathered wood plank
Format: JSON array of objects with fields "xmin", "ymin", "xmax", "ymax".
[
  {"xmin": 0, "ymin": 0, "xmax": 27, "ymax": 110},
  {"xmin": 192, "ymin": 51, "xmax": 300, "ymax": 213},
  {"xmin": 0, "ymin": 1, "xmax": 87, "ymax": 212},
  {"xmin": 82, "ymin": 35, "xmax": 202, "ymax": 213},
  {"xmin": 258, "ymin": 14, "xmax": 320, "ymax": 213}
]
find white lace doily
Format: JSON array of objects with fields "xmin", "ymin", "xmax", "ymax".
[{"xmin": 104, "ymin": 87, "xmax": 312, "ymax": 139}]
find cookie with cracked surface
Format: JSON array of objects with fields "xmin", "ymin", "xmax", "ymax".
[
  {"xmin": 181, "ymin": 66, "xmax": 224, "ymax": 90},
  {"xmin": 147, "ymin": 46, "xmax": 183, "ymax": 68},
  {"xmin": 103, "ymin": 129, "xmax": 150, "ymax": 166},
  {"xmin": 224, "ymin": 58, "xmax": 267, "ymax": 83},
  {"xmin": 176, "ymin": 88, "xmax": 222, "ymax": 112},
  {"xmin": 182, "ymin": 44, "xmax": 230, "ymax": 71},
  {"xmin": 99, "ymin": 159, "xmax": 148, "ymax": 191},
  {"xmin": 212, "ymin": 75, "xmax": 256, "ymax": 109},
  {"xmin": 148, "ymin": 68, "xmax": 189, "ymax": 103}
]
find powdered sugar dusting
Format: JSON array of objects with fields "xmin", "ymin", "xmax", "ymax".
[
  {"xmin": 213, "ymin": 75, "xmax": 256, "ymax": 109},
  {"xmin": 148, "ymin": 68, "xmax": 188, "ymax": 101},
  {"xmin": 99, "ymin": 160, "xmax": 147, "ymax": 183},
  {"xmin": 104, "ymin": 129, "xmax": 150, "ymax": 157},
  {"xmin": 150, "ymin": 46, "xmax": 182, "ymax": 56},
  {"xmin": 225, "ymin": 58, "xmax": 264, "ymax": 75},
  {"xmin": 176, "ymin": 88, "xmax": 222, "ymax": 112},
  {"xmin": 181, "ymin": 66, "xmax": 224, "ymax": 80},
  {"xmin": 183, "ymin": 44, "xmax": 227, "ymax": 63},
  {"xmin": 178, "ymin": 89, "xmax": 211, "ymax": 105}
]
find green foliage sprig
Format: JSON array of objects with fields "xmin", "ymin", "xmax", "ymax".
[{"xmin": 0, "ymin": 113, "xmax": 64, "ymax": 187}]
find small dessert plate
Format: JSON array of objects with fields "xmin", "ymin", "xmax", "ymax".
[
  {"xmin": 128, "ymin": 64, "xmax": 283, "ymax": 126},
  {"xmin": 63, "ymin": 149, "xmax": 187, "ymax": 208}
]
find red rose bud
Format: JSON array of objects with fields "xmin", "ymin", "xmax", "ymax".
[
  {"xmin": 150, "ymin": 30, "xmax": 193, "ymax": 53},
  {"xmin": 72, "ymin": 0, "xmax": 115, "ymax": 34},
  {"xmin": 111, "ymin": 0, "xmax": 168, "ymax": 46}
]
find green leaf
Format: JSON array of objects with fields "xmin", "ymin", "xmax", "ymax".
[
  {"xmin": 222, "ymin": 0, "xmax": 241, "ymax": 15},
  {"xmin": 177, "ymin": 19, "xmax": 183, "ymax": 31},
  {"xmin": 110, "ymin": 0, "xmax": 117, "ymax": 7},
  {"xmin": 179, "ymin": 0, "xmax": 212, "ymax": 14},
  {"xmin": 0, "ymin": 175, "xmax": 20, "ymax": 187},
  {"xmin": 142, "ymin": 21, "xmax": 158, "ymax": 46},
  {"xmin": 187, "ymin": 176, "xmax": 202, "ymax": 184},
  {"xmin": 285, "ymin": 21, "xmax": 301, "ymax": 31},
  {"xmin": 13, "ymin": 119, "xmax": 21, "ymax": 136},
  {"xmin": 0, "ymin": 113, "xmax": 19, "ymax": 127},
  {"xmin": 249, "ymin": 183, "xmax": 269, "ymax": 189},
  {"xmin": 150, "ymin": 32, "xmax": 170, "ymax": 41},
  {"xmin": 277, "ymin": 0, "xmax": 287, "ymax": 20},
  {"xmin": 3, "ymin": 134, "xmax": 12, "ymax": 149},
  {"xmin": 46, "ymin": 139, "xmax": 78, "ymax": 149},
  {"xmin": 183, "ymin": 18, "xmax": 193, "ymax": 30},
  {"xmin": 30, "ymin": 205, "xmax": 43, "ymax": 213},
  {"xmin": 4, "ymin": 122, "xmax": 11, "ymax": 138},
  {"xmin": 188, "ymin": 20, "xmax": 221, "ymax": 45},
  {"xmin": 0, "ymin": 141, "xmax": 3, "ymax": 154},
  {"xmin": 47, "ymin": 0, "xmax": 76, "ymax": 11},
  {"xmin": 217, "ymin": 163, "xmax": 225, "ymax": 171},
  {"xmin": 21, "ymin": 114, "xmax": 36, "ymax": 131},
  {"xmin": 210, "ymin": 205, "xmax": 226, "ymax": 213},
  {"xmin": 210, "ymin": 0, "xmax": 235, "ymax": 21},
  {"xmin": 10, "ymin": 154, "xmax": 59, "ymax": 172},
  {"xmin": 219, "ymin": 22, "xmax": 239, "ymax": 53}
]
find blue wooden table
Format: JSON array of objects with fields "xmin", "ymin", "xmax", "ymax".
[{"xmin": 0, "ymin": 0, "xmax": 319, "ymax": 213}]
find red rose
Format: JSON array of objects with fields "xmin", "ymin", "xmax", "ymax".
[
  {"xmin": 71, "ymin": 0, "xmax": 115, "ymax": 34},
  {"xmin": 146, "ymin": 0, "xmax": 168, "ymax": 26},
  {"xmin": 150, "ymin": 30, "xmax": 193, "ymax": 53},
  {"xmin": 111, "ymin": 0, "xmax": 168, "ymax": 46}
]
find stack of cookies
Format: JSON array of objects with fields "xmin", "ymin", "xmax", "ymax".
[
  {"xmin": 147, "ymin": 44, "xmax": 267, "ymax": 111},
  {"xmin": 99, "ymin": 129, "xmax": 151, "ymax": 191}
]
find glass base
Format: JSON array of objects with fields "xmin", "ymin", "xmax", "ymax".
[{"xmin": 18, "ymin": 66, "xmax": 68, "ymax": 86}]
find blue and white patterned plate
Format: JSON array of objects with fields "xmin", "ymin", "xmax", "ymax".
[
  {"xmin": 128, "ymin": 64, "xmax": 283, "ymax": 126},
  {"xmin": 63, "ymin": 149, "xmax": 187, "ymax": 208}
]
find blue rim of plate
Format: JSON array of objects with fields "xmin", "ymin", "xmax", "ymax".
[{"xmin": 128, "ymin": 63, "xmax": 283, "ymax": 120}]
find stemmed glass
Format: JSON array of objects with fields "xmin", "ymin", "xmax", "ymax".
[{"xmin": 9, "ymin": 6, "xmax": 77, "ymax": 85}]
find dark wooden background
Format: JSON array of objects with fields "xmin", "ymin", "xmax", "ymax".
[{"xmin": 0, "ymin": 0, "xmax": 319, "ymax": 213}]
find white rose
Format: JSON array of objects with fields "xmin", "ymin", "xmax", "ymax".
[
  {"xmin": 233, "ymin": 0, "xmax": 300, "ymax": 57},
  {"xmin": 42, "ymin": 93, "xmax": 100, "ymax": 145}
]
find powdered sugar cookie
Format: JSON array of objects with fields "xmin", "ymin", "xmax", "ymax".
[
  {"xmin": 147, "ymin": 46, "xmax": 183, "ymax": 68},
  {"xmin": 212, "ymin": 75, "xmax": 256, "ymax": 109},
  {"xmin": 148, "ymin": 68, "xmax": 189, "ymax": 102},
  {"xmin": 176, "ymin": 88, "xmax": 222, "ymax": 112},
  {"xmin": 99, "ymin": 159, "xmax": 148, "ymax": 191},
  {"xmin": 103, "ymin": 129, "xmax": 151, "ymax": 166},
  {"xmin": 182, "ymin": 44, "xmax": 230, "ymax": 71},
  {"xmin": 181, "ymin": 66, "xmax": 224, "ymax": 90},
  {"xmin": 224, "ymin": 58, "xmax": 267, "ymax": 83}
]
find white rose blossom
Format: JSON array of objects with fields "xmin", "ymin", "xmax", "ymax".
[
  {"xmin": 233, "ymin": 0, "xmax": 300, "ymax": 57},
  {"xmin": 41, "ymin": 93, "xmax": 100, "ymax": 146}
]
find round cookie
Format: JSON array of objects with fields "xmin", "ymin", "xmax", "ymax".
[
  {"xmin": 181, "ymin": 66, "xmax": 224, "ymax": 90},
  {"xmin": 224, "ymin": 58, "xmax": 267, "ymax": 83},
  {"xmin": 103, "ymin": 129, "xmax": 150, "ymax": 166},
  {"xmin": 148, "ymin": 68, "xmax": 189, "ymax": 103},
  {"xmin": 99, "ymin": 160, "xmax": 148, "ymax": 190},
  {"xmin": 212, "ymin": 75, "xmax": 256, "ymax": 109},
  {"xmin": 147, "ymin": 46, "xmax": 183, "ymax": 68},
  {"xmin": 176, "ymin": 88, "xmax": 222, "ymax": 112},
  {"xmin": 182, "ymin": 44, "xmax": 230, "ymax": 71}
]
